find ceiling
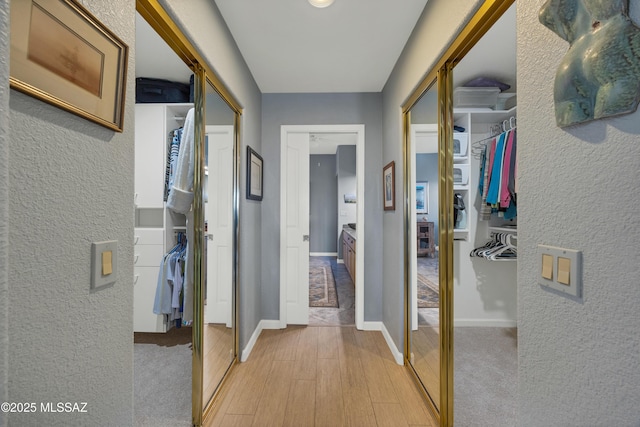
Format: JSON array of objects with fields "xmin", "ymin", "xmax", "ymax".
[
  {"xmin": 310, "ymin": 133, "xmax": 356, "ymax": 154},
  {"xmin": 135, "ymin": 3, "xmax": 515, "ymax": 156},
  {"xmin": 135, "ymin": 2, "xmax": 516, "ymax": 97},
  {"xmin": 214, "ymin": 0, "xmax": 429, "ymax": 93},
  {"xmin": 135, "ymin": 13, "xmax": 193, "ymax": 84}
]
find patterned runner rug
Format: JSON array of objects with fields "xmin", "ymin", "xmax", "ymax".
[
  {"xmin": 417, "ymin": 273, "xmax": 439, "ymax": 308},
  {"xmin": 309, "ymin": 258, "xmax": 339, "ymax": 308}
]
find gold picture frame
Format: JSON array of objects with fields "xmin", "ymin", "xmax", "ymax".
[{"xmin": 10, "ymin": 0, "xmax": 129, "ymax": 132}]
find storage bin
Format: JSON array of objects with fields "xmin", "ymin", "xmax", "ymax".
[
  {"xmin": 453, "ymin": 132, "xmax": 468, "ymax": 158},
  {"xmin": 453, "ymin": 164, "xmax": 469, "ymax": 186},
  {"xmin": 454, "ymin": 87, "xmax": 500, "ymax": 108},
  {"xmin": 496, "ymin": 93, "xmax": 517, "ymax": 110},
  {"xmin": 136, "ymin": 77, "xmax": 190, "ymax": 103}
]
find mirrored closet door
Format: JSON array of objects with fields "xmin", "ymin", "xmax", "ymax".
[
  {"xmin": 406, "ymin": 81, "xmax": 441, "ymax": 414},
  {"xmin": 201, "ymin": 78, "xmax": 237, "ymax": 413},
  {"xmin": 402, "ymin": 1, "xmax": 515, "ymax": 426},
  {"xmin": 136, "ymin": 2, "xmax": 241, "ymax": 426},
  {"xmin": 451, "ymin": 3, "xmax": 517, "ymax": 426}
]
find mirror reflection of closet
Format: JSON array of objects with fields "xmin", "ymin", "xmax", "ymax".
[
  {"xmin": 133, "ymin": 10, "xmax": 195, "ymax": 424},
  {"xmin": 133, "ymin": 7, "xmax": 238, "ymax": 425},
  {"xmin": 451, "ymin": 4, "xmax": 517, "ymax": 425},
  {"xmin": 202, "ymin": 79, "xmax": 236, "ymax": 410},
  {"xmin": 407, "ymin": 82, "xmax": 440, "ymax": 413},
  {"xmin": 403, "ymin": 2, "xmax": 515, "ymax": 424}
]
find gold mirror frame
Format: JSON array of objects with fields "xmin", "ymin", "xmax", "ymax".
[
  {"xmin": 135, "ymin": 2, "xmax": 242, "ymax": 426},
  {"xmin": 402, "ymin": 1, "xmax": 514, "ymax": 426}
]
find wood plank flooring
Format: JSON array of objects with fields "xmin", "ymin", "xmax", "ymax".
[
  {"xmin": 205, "ymin": 326, "xmax": 436, "ymax": 427},
  {"xmin": 203, "ymin": 324, "xmax": 234, "ymax": 407}
]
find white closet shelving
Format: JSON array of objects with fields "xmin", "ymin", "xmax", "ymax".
[
  {"xmin": 453, "ymin": 106, "xmax": 517, "ymax": 241},
  {"xmin": 133, "ymin": 102, "xmax": 192, "ymax": 333}
]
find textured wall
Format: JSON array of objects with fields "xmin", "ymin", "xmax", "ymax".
[
  {"xmin": 0, "ymin": 1, "xmax": 8, "ymax": 425},
  {"xmin": 7, "ymin": 1, "xmax": 136, "ymax": 425},
  {"xmin": 261, "ymin": 93, "xmax": 383, "ymax": 322},
  {"xmin": 309, "ymin": 154, "xmax": 337, "ymax": 253},
  {"xmin": 517, "ymin": 1, "xmax": 640, "ymax": 424},
  {"xmin": 381, "ymin": 0, "xmax": 482, "ymax": 353},
  {"xmin": 161, "ymin": 0, "xmax": 263, "ymax": 351}
]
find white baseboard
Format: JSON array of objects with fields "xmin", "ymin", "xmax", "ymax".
[
  {"xmin": 241, "ymin": 319, "xmax": 282, "ymax": 362},
  {"xmin": 361, "ymin": 321, "xmax": 382, "ymax": 331},
  {"xmin": 381, "ymin": 323, "xmax": 404, "ymax": 365},
  {"xmin": 454, "ymin": 319, "xmax": 517, "ymax": 328},
  {"xmin": 310, "ymin": 252, "xmax": 338, "ymax": 257},
  {"xmin": 361, "ymin": 322, "xmax": 403, "ymax": 365}
]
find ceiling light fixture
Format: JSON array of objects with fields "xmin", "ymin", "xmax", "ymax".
[{"xmin": 308, "ymin": 0, "xmax": 335, "ymax": 8}]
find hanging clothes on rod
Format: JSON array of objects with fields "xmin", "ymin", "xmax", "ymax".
[
  {"xmin": 477, "ymin": 120, "xmax": 517, "ymax": 222},
  {"xmin": 166, "ymin": 108, "xmax": 195, "ymax": 324},
  {"xmin": 164, "ymin": 127, "xmax": 184, "ymax": 201},
  {"xmin": 153, "ymin": 232, "xmax": 188, "ymax": 322}
]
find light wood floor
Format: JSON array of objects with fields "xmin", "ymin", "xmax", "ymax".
[
  {"xmin": 205, "ymin": 326, "xmax": 437, "ymax": 427},
  {"xmin": 410, "ymin": 325, "xmax": 440, "ymax": 407},
  {"xmin": 203, "ymin": 323, "xmax": 234, "ymax": 407}
]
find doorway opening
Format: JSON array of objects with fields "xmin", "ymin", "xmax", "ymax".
[
  {"xmin": 308, "ymin": 133, "xmax": 357, "ymax": 326},
  {"xmin": 280, "ymin": 125, "xmax": 365, "ymax": 329}
]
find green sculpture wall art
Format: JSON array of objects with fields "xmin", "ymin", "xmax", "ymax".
[{"xmin": 539, "ymin": 0, "xmax": 640, "ymax": 127}]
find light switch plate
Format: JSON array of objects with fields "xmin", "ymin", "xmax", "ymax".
[
  {"xmin": 91, "ymin": 240, "xmax": 118, "ymax": 290},
  {"xmin": 537, "ymin": 244, "xmax": 582, "ymax": 298}
]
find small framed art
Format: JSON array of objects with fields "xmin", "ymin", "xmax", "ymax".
[
  {"xmin": 383, "ymin": 161, "xmax": 395, "ymax": 211},
  {"xmin": 416, "ymin": 182, "xmax": 429, "ymax": 214},
  {"xmin": 247, "ymin": 146, "xmax": 263, "ymax": 201}
]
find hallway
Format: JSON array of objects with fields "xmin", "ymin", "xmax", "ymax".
[{"xmin": 206, "ymin": 326, "xmax": 436, "ymax": 426}]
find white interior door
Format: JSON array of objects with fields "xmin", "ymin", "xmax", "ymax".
[
  {"xmin": 204, "ymin": 125, "xmax": 234, "ymax": 327},
  {"xmin": 280, "ymin": 131, "xmax": 310, "ymax": 325}
]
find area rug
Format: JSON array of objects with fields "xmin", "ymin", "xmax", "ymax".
[
  {"xmin": 309, "ymin": 258, "xmax": 339, "ymax": 308},
  {"xmin": 417, "ymin": 274, "xmax": 439, "ymax": 308}
]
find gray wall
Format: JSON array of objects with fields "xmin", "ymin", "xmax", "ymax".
[
  {"xmin": 382, "ymin": 0, "xmax": 481, "ymax": 356},
  {"xmin": 7, "ymin": 1, "xmax": 136, "ymax": 425},
  {"xmin": 309, "ymin": 154, "xmax": 337, "ymax": 253},
  {"xmin": 162, "ymin": 0, "xmax": 263, "ymax": 351},
  {"xmin": 517, "ymin": 3, "xmax": 640, "ymax": 424},
  {"xmin": 415, "ymin": 153, "xmax": 438, "ymax": 245},
  {"xmin": 261, "ymin": 93, "xmax": 383, "ymax": 322},
  {"xmin": 0, "ymin": 1, "xmax": 8, "ymax": 424}
]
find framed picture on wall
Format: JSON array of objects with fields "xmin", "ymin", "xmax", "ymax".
[
  {"xmin": 9, "ymin": 0, "xmax": 128, "ymax": 132},
  {"xmin": 416, "ymin": 182, "xmax": 429, "ymax": 214},
  {"xmin": 247, "ymin": 146, "xmax": 263, "ymax": 201},
  {"xmin": 383, "ymin": 161, "xmax": 395, "ymax": 211}
]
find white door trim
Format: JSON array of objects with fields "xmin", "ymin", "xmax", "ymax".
[{"xmin": 280, "ymin": 124, "xmax": 365, "ymax": 330}]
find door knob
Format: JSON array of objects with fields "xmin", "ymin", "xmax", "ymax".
[{"xmin": 303, "ymin": 235, "xmax": 310, "ymax": 242}]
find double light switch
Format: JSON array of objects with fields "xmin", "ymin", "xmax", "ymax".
[{"xmin": 538, "ymin": 244, "xmax": 582, "ymax": 298}]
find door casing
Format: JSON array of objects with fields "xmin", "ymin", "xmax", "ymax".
[{"xmin": 280, "ymin": 124, "xmax": 365, "ymax": 329}]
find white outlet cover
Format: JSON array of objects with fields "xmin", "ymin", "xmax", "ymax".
[{"xmin": 91, "ymin": 240, "xmax": 118, "ymax": 290}]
